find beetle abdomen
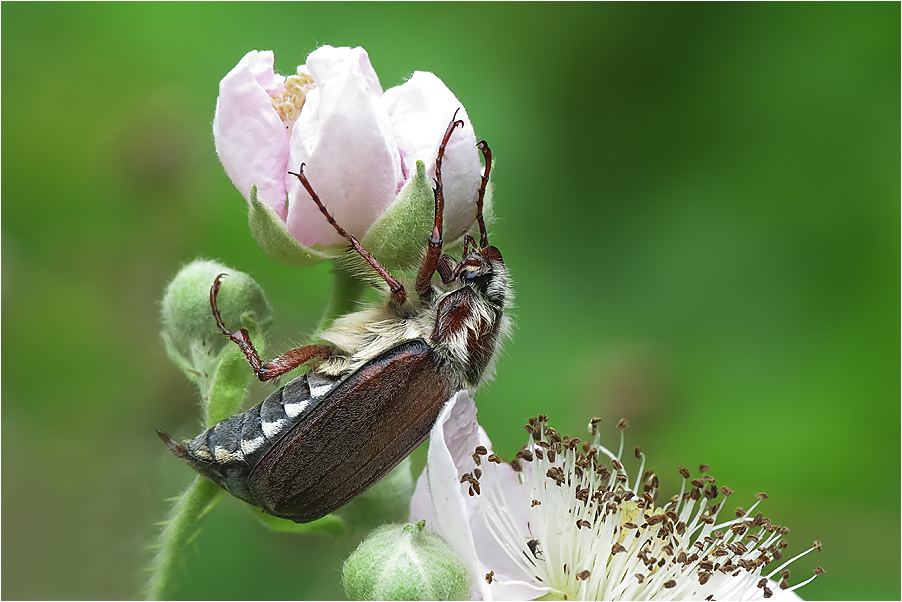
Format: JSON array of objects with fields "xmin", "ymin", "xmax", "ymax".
[
  {"xmin": 247, "ymin": 338, "xmax": 456, "ymax": 523},
  {"xmin": 159, "ymin": 370, "xmax": 342, "ymax": 507}
]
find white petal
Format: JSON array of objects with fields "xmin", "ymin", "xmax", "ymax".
[
  {"xmin": 383, "ymin": 71, "xmax": 482, "ymax": 241},
  {"xmin": 408, "ymin": 464, "xmax": 435, "ymax": 526},
  {"xmin": 414, "ymin": 392, "xmax": 491, "ymax": 599},
  {"xmin": 413, "ymin": 392, "xmax": 545, "ymax": 600},
  {"xmin": 471, "ymin": 463, "xmax": 539, "ymax": 597},
  {"xmin": 213, "ymin": 50, "xmax": 290, "ymax": 219},
  {"xmin": 285, "ymin": 47, "xmax": 402, "ymax": 246}
]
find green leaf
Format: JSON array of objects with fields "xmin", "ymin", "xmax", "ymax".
[{"xmin": 248, "ymin": 186, "xmax": 342, "ymax": 267}]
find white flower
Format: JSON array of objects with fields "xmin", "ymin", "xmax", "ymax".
[
  {"xmin": 413, "ymin": 393, "xmax": 824, "ymax": 600},
  {"xmin": 213, "ymin": 46, "xmax": 481, "ymax": 248}
]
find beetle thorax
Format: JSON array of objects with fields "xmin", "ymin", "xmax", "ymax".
[{"xmin": 314, "ymin": 256, "xmax": 512, "ymax": 390}]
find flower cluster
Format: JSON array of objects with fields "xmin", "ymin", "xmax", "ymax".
[
  {"xmin": 213, "ymin": 46, "xmax": 482, "ymax": 257},
  {"xmin": 411, "ymin": 393, "xmax": 823, "ymax": 600}
]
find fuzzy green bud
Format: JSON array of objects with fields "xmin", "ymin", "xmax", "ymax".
[
  {"xmin": 343, "ymin": 521, "xmax": 471, "ymax": 601},
  {"xmin": 161, "ymin": 260, "xmax": 271, "ymax": 416}
]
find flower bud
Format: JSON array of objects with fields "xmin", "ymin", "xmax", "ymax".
[
  {"xmin": 343, "ymin": 521, "xmax": 471, "ymax": 601},
  {"xmin": 161, "ymin": 260, "xmax": 271, "ymax": 397},
  {"xmin": 214, "ymin": 46, "xmax": 486, "ymax": 271}
]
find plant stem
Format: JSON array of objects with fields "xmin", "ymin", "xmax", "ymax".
[
  {"xmin": 146, "ymin": 478, "xmax": 223, "ymax": 600},
  {"xmin": 316, "ymin": 263, "xmax": 367, "ymax": 333}
]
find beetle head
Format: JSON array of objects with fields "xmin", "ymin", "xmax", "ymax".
[{"xmin": 455, "ymin": 236, "xmax": 505, "ymax": 301}]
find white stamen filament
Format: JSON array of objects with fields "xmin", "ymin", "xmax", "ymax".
[{"xmin": 464, "ymin": 416, "xmax": 823, "ymax": 600}]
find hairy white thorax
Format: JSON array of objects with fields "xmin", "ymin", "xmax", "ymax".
[{"xmin": 314, "ymin": 257, "xmax": 513, "ymax": 392}]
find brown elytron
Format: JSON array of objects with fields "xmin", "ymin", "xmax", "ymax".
[
  {"xmin": 250, "ymin": 340, "xmax": 454, "ymax": 521},
  {"xmin": 159, "ymin": 112, "xmax": 512, "ymax": 522}
]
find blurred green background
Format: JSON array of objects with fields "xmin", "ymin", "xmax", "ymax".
[{"xmin": 2, "ymin": 3, "xmax": 898, "ymax": 600}]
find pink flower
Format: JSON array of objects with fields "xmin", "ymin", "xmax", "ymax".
[
  {"xmin": 213, "ymin": 46, "xmax": 482, "ymax": 248},
  {"xmin": 413, "ymin": 394, "xmax": 824, "ymax": 600}
]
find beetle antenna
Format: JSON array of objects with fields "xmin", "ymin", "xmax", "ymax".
[{"xmin": 475, "ymin": 140, "xmax": 492, "ymax": 249}]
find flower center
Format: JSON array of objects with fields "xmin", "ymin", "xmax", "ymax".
[
  {"xmin": 270, "ymin": 68, "xmax": 315, "ymax": 124},
  {"xmin": 463, "ymin": 417, "xmax": 823, "ymax": 600}
]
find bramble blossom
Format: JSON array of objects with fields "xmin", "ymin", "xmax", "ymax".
[
  {"xmin": 412, "ymin": 393, "xmax": 824, "ymax": 600},
  {"xmin": 213, "ymin": 46, "xmax": 482, "ymax": 250}
]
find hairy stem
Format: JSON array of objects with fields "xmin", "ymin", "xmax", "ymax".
[
  {"xmin": 147, "ymin": 324, "xmax": 261, "ymax": 599},
  {"xmin": 146, "ymin": 478, "xmax": 223, "ymax": 600}
]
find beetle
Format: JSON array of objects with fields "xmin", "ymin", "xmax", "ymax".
[{"xmin": 158, "ymin": 112, "xmax": 512, "ymax": 523}]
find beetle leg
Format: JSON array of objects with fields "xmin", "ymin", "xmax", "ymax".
[
  {"xmin": 289, "ymin": 165, "xmax": 407, "ymax": 308},
  {"xmin": 210, "ymin": 274, "xmax": 333, "ymax": 381},
  {"xmin": 416, "ymin": 110, "xmax": 464, "ymax": 301}
]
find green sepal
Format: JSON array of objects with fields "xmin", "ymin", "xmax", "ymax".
[
  {"xmin": 357, "ymin": 161, "xmax": 497, "ymax": 275},
  {"xmin": 161, "ymin": 331, "xmax": 199, "ymax": 384},
  {"xmin": 248, "ymin": 186, "xmax": 343, "ymax": 267},
  {"xmin": 359, "ymin": 161, "xmax": 436, "ymax": 273}
]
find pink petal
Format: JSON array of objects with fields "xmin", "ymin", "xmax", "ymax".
[
  {"xmin": 383, "ymin": 71, "xmax": 482, "ymax": 241},
  {"xmin": 213, "ymin": 50, "xmax": 291, "ymax": 219},
  {"xmin": 285, "ymin": 47, "xmax": 402, "ymax": 246},
  {"xmin": 302, "ymin": 45, "xmax": 382, "ymax": 96}
]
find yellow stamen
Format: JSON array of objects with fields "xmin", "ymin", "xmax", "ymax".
[{"xmin": 270, "ymin": 68, "xmax": 315, "ymax": 123}]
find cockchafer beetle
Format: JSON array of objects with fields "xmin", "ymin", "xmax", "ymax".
[{"xmin": 158, "ymin": 112, "xmax": 511, "ymax": 523}]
